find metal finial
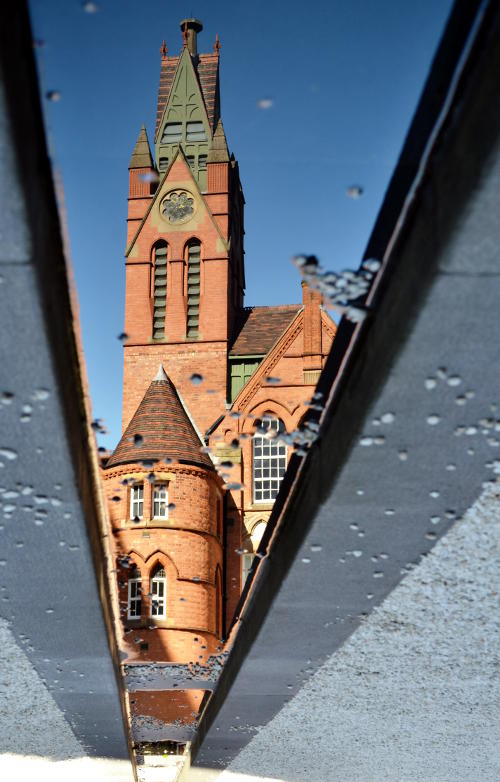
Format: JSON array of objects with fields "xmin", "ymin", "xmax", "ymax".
[
  {"xmin": 160, "ymin": 39, "xmax": 167, "ymax": 58},
  {"xmin": 213, "ymin": 33, "xmax": 221, "ymax": 53},
  {"xmin": 154, "ymin": 365, "xmax": 168, "ymax": 382}
]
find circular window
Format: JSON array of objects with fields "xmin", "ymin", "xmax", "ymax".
[{"xmin": 161, "ymin": 190, "xmax": 195, "ymax": 224}]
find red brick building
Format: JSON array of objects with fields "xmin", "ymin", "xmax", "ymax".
[{"xmin": 101, "ymin": 18, "xmax": 335, "ymax": 740}]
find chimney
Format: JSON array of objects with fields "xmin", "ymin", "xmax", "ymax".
[
  {"xmin": 180, "ymin": 18, "xmax": 203, "ymax": 56},
  {"xmin": 302, "ymin": 281, "xmax": 323, "ymax": 385}
]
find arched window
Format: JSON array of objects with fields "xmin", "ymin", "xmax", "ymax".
[
  {"xmin": 252, "ymin": 416, "xmax": 287, "ymax": 503},
  {"xmin": 150, "ymin": 566, "xmax": 167, "ymax": 618},
  {"xmin": 153, "ymin": 242, "xmax": 168, "ymax": 338},
  {"xmin": 127, "ymin": 567, "xmax": 142, "ymax": 619},
  {"xmin": 186, "ymin": 240, "xmax": 201, "ymax": 338}
]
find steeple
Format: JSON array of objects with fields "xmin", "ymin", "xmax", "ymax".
[
  {"xmin": 129, "ymin": 124, "xmax": 153, "ymax": 169},
  {"xmin": 154, "ymin": 19, "xmax": 222, "ymax": 187}
]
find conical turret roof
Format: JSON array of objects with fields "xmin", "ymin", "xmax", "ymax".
[
  {"xmin": 129, "ymin": 124, "xmax": 154, "ymax": 169},
  {"xmin": 106, "ymin": 367, "xmax": 212, "ymax": 469}
]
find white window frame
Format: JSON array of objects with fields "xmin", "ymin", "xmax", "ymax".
[
  {"xmin": 130, "ymin": 483, "xmax": 143, "ymax": 520},
  {"xmin": 153, "ymin": 483, "xmax": 168, "ymax": 519},
  {"xmin": 150, "ymin": 568, "xmax": 167, "ymax": 618},
  {"xmin": 127, "ymin": 572, "xmax": 142, "ymax": 620},
  {"xmin": 241, "ymin": 553, "xmax": 255, "ymax": 587},
  {"xmin": 252, "ymin": 416, "xmax": 287, "ymax": 503}
]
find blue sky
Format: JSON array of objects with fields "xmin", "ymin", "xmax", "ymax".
[{"xmin": 29, "ymin": 0, "xmax": 454, "ymax": 448}]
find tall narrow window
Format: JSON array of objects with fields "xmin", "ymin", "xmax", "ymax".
[
  {"xmin": 130, "ymin": 483, "xmax": 144, "ymax": 520},
  {"xmin": 153, "ymin": 242, "xmax": 168, "ymax": 338},
  {"xmin": 153, "ymin": 484, "xmax": 168, "ymax": 519},
  {"xmin": 252, "ymin": 416, "xmax": 287, "ymax": 502},
  {"xmin": 127, "ymin": 568, "xmax": 142, "ymax": 619},
  {"xmin": 241, "ymin": 553, "xmax": 255, "ymax": 588},
  {"xmin": 186, "ymin": 241, "xmax": 201, "ymax": 338},
  {"xmin": 151, "ymin": 567, "xmax": 166, "ymax": 618}
]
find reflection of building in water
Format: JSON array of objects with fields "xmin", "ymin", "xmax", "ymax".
[{"xmin": 100, "ymin": 17, "xmax": 335, "ymax": 750}]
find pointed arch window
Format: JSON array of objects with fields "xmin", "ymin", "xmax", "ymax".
[
  {"xmin": 252, "ymin": 416, "xmax": 287, "ymax": 502},
  {"xmin": 153, "ymin": 242, "xmax": 168, "ymax": 338},
  {"xmin": 127, "ymin": 567, "xmax": 142, "ymax": 619},
  {"xmin": 151, "ymin": 567, "xmax": 167, "ymax": 618},
  {"xmin": 186, "ymin": 240, "xmax": 201, "ymax": 338}
]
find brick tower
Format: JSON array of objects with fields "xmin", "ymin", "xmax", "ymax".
[{"xmin": 102, "ymin": 18, "xmax": 336, "ymax": 750}]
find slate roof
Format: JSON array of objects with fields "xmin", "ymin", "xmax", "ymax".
[
  {"xmin": 106, "ymin": 367, "xmax": 212, "ymax": 470},
  {"xmin": 229, "ymin": 305, "xmax": 302, "ymax": 357},
  {"xmin": 155, "ymin": 52, "xmax": 220, "ymax": 140}
]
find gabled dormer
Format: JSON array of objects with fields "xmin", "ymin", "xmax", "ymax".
[{"xmin": 155, "ymin": 19, "xmax": 220, "ymax": 191}]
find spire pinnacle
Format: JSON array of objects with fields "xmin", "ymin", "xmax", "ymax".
[
  {"xmin": 129, "ymin": 124, "xmax": 154, "ymax": 169},
  {"xmin": 213, "ymin": 33, "xmax": 221, "ymax": 54},
  {"xmin": 160, "ymin": 39, "xmax": 167, "ymax": 59},
  {"xmin": 182, "ymin": 21, "xmax": 189, "ymax": 48},
  {"xmin": 207, "ymin": 118, "xmax": 229, "ymax": 163},
  {"xmin": 154, "ymin": 364, "xmax": 168, "ymax": 382}
]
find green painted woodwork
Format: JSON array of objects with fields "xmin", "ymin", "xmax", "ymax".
[
  {"xmin": 229, "ymin": 356, "xmax": 264, "ymax": 401},
  {"xmin": 156, "ymin": 48, "xmax": 211, "ymax": 191}
]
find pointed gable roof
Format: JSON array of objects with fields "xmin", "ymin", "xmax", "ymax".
[
  {"xmin": 129, "ymin": 124, "xmax": 154, "ymax": 169},
  {"xmin": 155, "ymin": 45, "xmax": 220, "ymax": 140},
  {"xmin": 106, "ymin": 367, "xmax": 212, "ymax": 469},
  {"xmin": 125, "ymin": 144, "xmax": 229, "ymax": 258}
]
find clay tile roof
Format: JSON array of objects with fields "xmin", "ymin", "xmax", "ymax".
[
  {"xmin": 229, "ymin": 305, "xmax": 302, "ymax": 357},
  {"xmin": 155, "ymin": 56, "xmax": 180, "ymax": 139},
  {"xmin": 106, "ymin": 367, "xmax": 212, "ymax": 470},
  {"xmin": 197, "ymin": 53, "xmax": 220, "ymax": 131}
]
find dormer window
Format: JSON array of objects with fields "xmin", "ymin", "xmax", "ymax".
[
  {"xmin": 186, "ymin": 121, "xmax": 206, "ymax": 141},
  {"xmin": 161, "ymin": 122, "xmax": 182, "ymax": 143}
]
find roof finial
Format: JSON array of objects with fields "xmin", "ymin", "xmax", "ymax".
[
  {"xmin": 182, "ymin": 21, "xmax": 189, "ymax": 48},
  {"xmin": 160, "ymin": 39, "xmax": 167, "ymax": 59},
  {"xmin": 154, "ymin": 364, "xmax": 168, "ymax": 382},
  {"xmin": 213, "ymin": 33, "xmax": 221, "ymax": 54}
]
